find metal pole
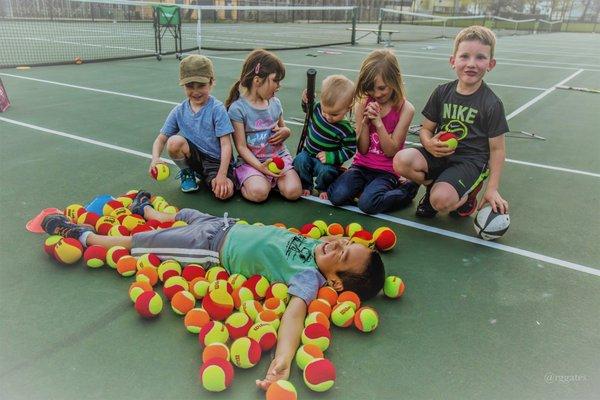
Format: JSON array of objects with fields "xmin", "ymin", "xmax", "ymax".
[{"xmin": 351, "ymin": 7, "xmax": 357, "ymax": 45}]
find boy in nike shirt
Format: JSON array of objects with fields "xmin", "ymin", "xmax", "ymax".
[
  {"xmin": 393, "ymin": 25, "xmax": 509, "ymax": 217},
  {"xmin": 41, "ymin": 190, "xmax": 384, "ymax": 391}
]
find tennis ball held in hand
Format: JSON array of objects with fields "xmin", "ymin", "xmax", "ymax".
[
  {"xmin": 439, "ymin": 131, "xmax": 458, "ymax": 150},
  {"xmin": 267, "ymin": 156, "xmax": 285, "ymax": 174},
  {"xmin": 150, "ymin": 163, "xmax": 170, "ymax": 181}
]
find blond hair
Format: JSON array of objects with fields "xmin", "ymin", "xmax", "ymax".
[
  {"xmin": 320, "ymin": 75, "xmax": 355, "ymax": 108},
  {"xmin": 453, "ymin": 25, "xmax": 497, "ymax": 58},
  {"xmin": 355, "ymin": 49, "xmax": 405, "ymax": 107}
]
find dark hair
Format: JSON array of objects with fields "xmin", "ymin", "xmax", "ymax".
[
  {"xmin": 337, "ymin": 251, "xmax": 385, "ymax": 301},
  {"xmin": 225, "ymin": 49, "xmax": 286, "ymax": 109}
]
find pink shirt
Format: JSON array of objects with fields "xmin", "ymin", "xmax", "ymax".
[{"xmin": 353, "ymin": 99, "xmax": 406, "ymax": 175}]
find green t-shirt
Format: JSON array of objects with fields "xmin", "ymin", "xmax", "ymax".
[{"xmin": 220, "ymin": 225, "xmax": 326, "ymax": 304}]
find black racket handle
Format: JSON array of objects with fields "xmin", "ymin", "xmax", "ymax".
[{"xmin": 306, "ymin": 68, "xmax": 317, "ymax": 105}]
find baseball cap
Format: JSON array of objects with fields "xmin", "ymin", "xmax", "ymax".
[{"xmin": 179, "ymin": 55, "xmax": 214, "ymax": 86}]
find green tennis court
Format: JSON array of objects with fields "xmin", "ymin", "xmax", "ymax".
[{"xmin": 1, "ymin": 5, "xmax": 599, "ymax": 399}]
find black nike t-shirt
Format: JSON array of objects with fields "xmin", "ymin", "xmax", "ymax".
[{"xmin": 422, "ymin": 80, "xmax": 509, "ymax": 163}]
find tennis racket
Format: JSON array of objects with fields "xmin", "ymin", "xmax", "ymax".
[{"xmin": 296, "ymin": 68, "xmax": 317, "ymax": 155}]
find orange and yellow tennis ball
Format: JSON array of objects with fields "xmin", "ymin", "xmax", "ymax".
[
  {"xmin": 170, "ymin": 290, "xmax": 196, "ymax": 315},
  {"xmin": 184, "ymin": 307, "xmax": 211, "ymax": 334},
  {"xmin": 106, "ymin": 246, "xmax": 129, "ymax": 269},
  {"xmin": 136, "ymin": 266, "xmax": 159, "ymax": 286},
  {"xmin": 205, "ymin": 266, "xmax": 229, "ymax": 283},
  {"xmin": 301, "ymin": 323, "xmax": 331, "ymax": 351},
  {"xmin": 202, "ymin": 289, "xmax": 234, "ymax": 321},
  {"xmin": 121, "ymin": 215, "xmax": 145, "ymax": 231},
  {"xmin": 308, "ymin": 298, "xmax": 332, "ymax": 318},
  {"xmin": 83, "ymin": 245, "xmax": 106, "ymax": 268},
  {"xmin": 326, "ymin": 222, "xmax": 344, "ymax": 236},
  {"xmin": 248, "ymin": 322, "xmax": 278, "ymax": 351},
  {"xmin": 150, "ymin": 163, "xmax": 170, "ymax": 181},
  {"xmin": 265, "ymin": 282, "xmax": 289, "ymax": 303},
  {"xmin": 232, "ymin": 286, "xmax": 255, "ymax": 309},
  {"xmin": 224, "ymin": 312, "xmax": 253, "ymax": 339},
  {"xmin": 350, "ymin": 229, "xmax": 374, "ymax": 248},
  {"xmin": 255, "ymin": 309, "xmax": 281, "ymax": 331},
  {"xmin": 182, "ymin": 263, "xmax": 205, "ymax": 282},
  {"xmin": 317, "ymin": 286, "xmax": 338, "ymax": 307},
  {"xmin": 266, "ymin": 380, "xmax": 297, "ymax": 400},
  {"xmin": 300, "ymin": 223, "xmax": 321, "ymax": 239},
  {"xmin": 227, "ymin": 273, "xmax": 247, "ymax": 289},
  {"xmin": 53, "ymin": 237, "xmax": 84, "ymax": 264},
  {"xmin": 190, "ymin": 277, "xmax": 211, "ymax": 299},
  {"xmin": 230, "ymin": 337, "xmax": 262, "ymax": 369},
  {"xmin": 202, "ymin": 342, "xmax": 230, "ymax": 363},
  {"xmin": 199, "ymin": 357, "xmax": 234, "ymax": 392},
  {"xmin": 337, "ymin": 290, "xmax": 361, "ymax": 310},
  {"xmin": 134, "ymin": 291, "xmax": 163, "ymax": 318},
  {"xmin": 263, "ymin": 297, "xmax": 286, "ymax": 317},
  {"xmin": 157, "ymin": 259, "xmax": 181, "ymax": 282},
  {"xmin": 64, "ymin": 204, "xmax": 85, "ymax": 222},
  {"xmin": 128, "ymin": 281, "xmax": 153, "ymax": 303},
  {"xmin": 295, "ymin": 344, "xmax": 324, "ymax": 370},
  {"xmin": 354, "ymin": 306, "xmax": 379, "ymax": 332},
  {"xmin": 243, "ymin": 274, "xmax": 270, "ymax": 299},
  {"xmin": 304, "ymin": 311, "xmax": 330, "ymax": 330},
  {"xmin": 199, "ymin": 321, "xmax": 229, "ymax": 346},
  {"xmin": 383, "ymin": 275, "xmax": 405, "ymax": 298},
  {"xmin": 345, "ymin": 222, "xmax": 362, "ymax": 238},
  {"xmin": 331, "ymin": 301, "xmax": 356, "ymax": 328},
  {"xmin": 208, "ymin": 279, "xmax": 233, "ymax": 295},
  {"xmin": 116, "ymin": 255, "xmax": 137, "ymax": 277},
  {"xmin": 240, "ymin": 300, "xmax": 263, "ymax": 321},
  {"xmin": 43, "ymin": 235, "xmax": 62, "ymax": 257},
  {"xmin": 163, "ymin": 276, "xmax": 189, "ymax": 300},
  {"xmin": 373, "ymin": 227, "xmax": 397, "ymax": 251},
  {"xmin": 303, "ymin": 358, "xmax": 336, "ymax": 392}
]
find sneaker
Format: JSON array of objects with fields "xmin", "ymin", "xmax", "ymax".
[
  {"xmin": 130, "ymin": 190, "xmax": 151, "ymax": 216},
  {"xmin": 453, "ymin": 180, "xmax": 484, "ymax": 217},
  {"xmin": 41, "ymin": 214, "xmax": 92, "ymax": 239},
  {"xmin": 176, "ymin": 168, "xmax": 199, "ymax": 193},
  {"xmin": 415, "ymin": 186, "xmax": 437, "ymax": 218}
]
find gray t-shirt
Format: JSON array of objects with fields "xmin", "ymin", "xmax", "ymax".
[
  {"xmin": 422, "ymin": 80, "xmax": 509, "ymax": 163},
  {"xmin": 161, "ymin": 96, "xmax": 233, "ymax": 160},
  {"xmin": 228, "ymin": 96, "xmax": 290, "ymax": 162}
]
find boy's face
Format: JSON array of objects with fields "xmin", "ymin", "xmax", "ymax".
[
  {"xmin": 315, "ymin": 237, "xmax": 371, "ymax": 288},
  {"xmin": 184, "ymin": 81, "xmax": 212, "ymax": 107},
  {"xmin": 256, "ymin": 73, "xmax": 281, "ymax": 100},
  {"xmin": 321, "ymin": 99, "xmax": 352, "ymax": 123},
  {"xmin": 450, "ymin": 40, "xmax": 496, "ymax": 87}
]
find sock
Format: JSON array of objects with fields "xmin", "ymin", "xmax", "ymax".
[
  {"xmin": 79, "ymin": 230, "xmax": 92, "ymax": 247},
  {"xmin": 172, "ymin": 157, "xmax": 189, "ymax": 171}
]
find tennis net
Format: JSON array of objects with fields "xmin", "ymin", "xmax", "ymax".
[
  {"xmin": 0, "ymin": 0, "xmax": 357, "ymax": 69},
  {"xmin": 490, "ymin": 16, "xmax": 536, "ymax": 35},
  {"xmin": 537, "ymin": 19, "xmax": 563, "ymax": 33}
]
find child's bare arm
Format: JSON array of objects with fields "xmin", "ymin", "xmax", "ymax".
[
  {"xmin": 255, "ymin": 296, "xmax": 307, "ymax": 391},
  {"xmin": 481, "ymin": 135, "xmax": 509, "ymax": 214},
  {"xmin": 149, "ymin": 134, "xmax": 168, "ymax": 173},
  {"xmin": 212, "ymin": 135, "xmax": 234, "ymax": 199},
  {"xmin": 378, "ymin": 101, "xmax": 415, "ymax": 157}
]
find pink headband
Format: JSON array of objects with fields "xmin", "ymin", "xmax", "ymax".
[{"xmin": 254, "ymin": 63, "xmax": 261, "ymax": 74}]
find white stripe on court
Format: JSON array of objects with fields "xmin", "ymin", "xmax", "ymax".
[
  {"xmin": 1, "ymin": 73, "xmax": 595, "ymax": 178},
  {"xmin": 0, "ymin": 116, "xmax": 598, "ymax": 277},
  {"xmin": 506, "ymin": 69, "xmax": 584, "ymax": 120}
]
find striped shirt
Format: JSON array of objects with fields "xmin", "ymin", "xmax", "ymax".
[{"xmin": 303, "ymin": 102, "xmax": 356, "ymax": 165}]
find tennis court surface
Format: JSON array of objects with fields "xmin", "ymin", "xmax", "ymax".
[{"xmin": 1, "ymin": 2, "xmax": 599, "ymax": 399}]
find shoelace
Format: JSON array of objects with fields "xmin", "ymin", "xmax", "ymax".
[{"xmin": 175, "ymin": 169, "xmax": 195, "ymax": 181}]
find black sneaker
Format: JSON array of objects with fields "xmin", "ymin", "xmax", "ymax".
[
  {"xmin": 130, "ymin": 190, "xmax": 152, "ymax": 216},
  {"xmin": 453, "ymin": 180, "xmax": 484, "ymax": 217},
  {"xmin": 415, "ymin": 186, "xmax": 437, "ymax": 218},
  {"xmin": 41, "ymin": 214, "xmax": 92, "ymax": 239}
]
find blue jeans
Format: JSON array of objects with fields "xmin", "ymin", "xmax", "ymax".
[
  {"xmin": 327, "ymin": 165, "xmax": 418, "ymax": 214},
  {"xmin": 293, "ymin": 150, "xmax": 341, "ymax": 192}
]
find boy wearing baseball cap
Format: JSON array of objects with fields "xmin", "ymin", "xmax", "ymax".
[{"xmin": 150, "ymin": 55, "xmax": 236, "ymax": 199}]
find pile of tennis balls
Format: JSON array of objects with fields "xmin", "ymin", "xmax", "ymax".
[{"xmin": 41, "ymin": 194, "xmax": 407, "ymax": 398}]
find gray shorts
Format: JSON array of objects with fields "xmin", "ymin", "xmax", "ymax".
[{"xmin": 131, "ymin": 209, "xmax": 235, "ymax": 267}]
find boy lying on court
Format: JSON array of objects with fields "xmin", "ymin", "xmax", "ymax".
[
  {"xmin": 41, "ymin": 191, "xmax": 385, "ymax": 390},
  {"xmin": 394, "ymin": 26, "xmax": 509, "ymax": 217}
]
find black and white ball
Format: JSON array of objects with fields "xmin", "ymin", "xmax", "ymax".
[{"xmin": 473, "ymin": 205, "xmax": 510, "ymax": 240}]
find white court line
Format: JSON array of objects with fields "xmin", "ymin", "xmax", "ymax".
[
  {"xmin": 506, "ymin": 69, "xmax": 584, "ymax": 120},
  {"xmin": 2, "ymin": 72, "xmax": 597, "ymax": 177},
  {"xmin": 1, "ymin": 116, "xmax": 598, "ymax": 277}
]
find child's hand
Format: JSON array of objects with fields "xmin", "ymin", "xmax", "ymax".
[
  {"xmin": 255, "ymin": 356, "xmax": 290, "ymax": 391},
  {"xmin": 268, "ymin": 126, "xmax": 291, "ymax": 144},
  {"xmin": 316, "ymin": 151, "xmax": 327, "ymax": 163},
  {"xmin": 148, "ymin": 159, "xmax": 161, "ymax": 175},
  {"xmin": 423, "ymin": 132, "xmax": 455, "ymax": 158},
  {"xmin": 480, "ymin": 188, "xmax": 509, "ymax": 214},
  {"xmin": 301, "ymin": 89, "xmax": 308, "ymax": 104},
  {"xmin": 211, "ymin": 174, "xmax": 233, "ymax": 200}
]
